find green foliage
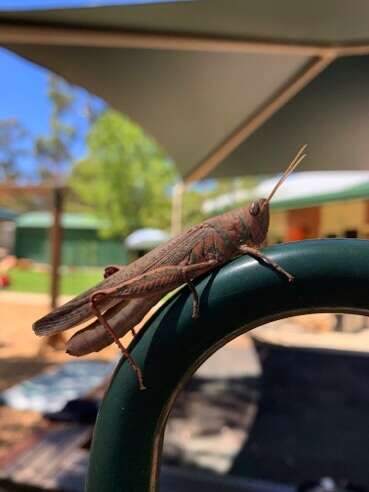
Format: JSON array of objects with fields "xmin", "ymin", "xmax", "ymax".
[
  {"xmin": 182, "ymin": 187, "xmax": 209, "ymax": 226},
  {"xmin": 0, "ymin": 118, "xmax": 28, "ymax": 182},
  {"xmin": 34, "ymin": 75, "xmax": 76, "ymax": 180},
  {"xmin": 69, "ymin": 110, "xmax": 177, "ymax": 237}
]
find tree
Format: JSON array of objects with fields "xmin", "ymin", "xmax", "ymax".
[
  {"xmin": 34, "ymin": 74, "xmax": 76, "ymax": 181},
  {"xmin": 0, "ymin": 118, "xmax": 28, "ymax": 182},
  {"xmin": 70, "ymin": 110, "xmax": 177, "ymax": 237}
]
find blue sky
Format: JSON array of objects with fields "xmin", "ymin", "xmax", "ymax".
[
  {"xmin": 0, "ymin": 48, "xmax": 50, "ymax": 139},
  {"xmin": 0, "ymin": 0, "xmax": 182, "ymax": 179},
  {"xmin": 0, "ymin": 47, "xmax": 103, "ymax": 178},
  {"xmin": 0, "ymin": 0, "xmax": 178, "ymax": 9}
]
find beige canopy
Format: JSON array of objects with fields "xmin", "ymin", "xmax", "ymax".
[{"xmin": 1, "ymin": 1, "xmax": 369, "ymax": 181}]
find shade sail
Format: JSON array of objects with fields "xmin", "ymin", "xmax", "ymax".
[{"xmin": 2, "ymin": 1, "xmax": 369, "ymax": 180}]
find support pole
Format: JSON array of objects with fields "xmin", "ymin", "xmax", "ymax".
[
  {"xmin": 171, "ymin": 181, "xmax": 186, "ymax": 237},
  {"xmin": 42, "ymin": 187, "xmax": 65, "ymax": 351},
  {"xmin": 50, "ymin": 187, "xmax": 63, "ymax": 309},
  {"xmin": 170, "ymin": 181, "xmax": 185, "ymax": 237}
]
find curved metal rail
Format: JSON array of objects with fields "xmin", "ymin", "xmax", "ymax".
[{"xmin": 86, "ymin": 239, "xmax": 369, "ymax": 492}]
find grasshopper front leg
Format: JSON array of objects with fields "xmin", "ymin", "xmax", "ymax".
[
  {"xmin": 239, "ymin": 245, "xmax": 294, "ymax": 282},
  {"xmin": 90, "ymin": 260, "xmax": 217, "ymax": 390}
]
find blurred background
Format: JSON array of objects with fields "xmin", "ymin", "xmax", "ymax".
[{"xmin": 0, "ymin": 1, "xmax": 369, "ymax": 492}]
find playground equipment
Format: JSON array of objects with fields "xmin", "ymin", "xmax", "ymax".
[{"xmin": 87, "ymin": 239, "xmax": 369, "ymax": 492}]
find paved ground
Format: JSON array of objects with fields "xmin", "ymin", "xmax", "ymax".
[
  {"xmin": 164, "ymin": 341, "xmax": 260, "ymax": 474},
  {"xmin": 0, "ymin": 291, "xmax": 118, "ymax": 464}
]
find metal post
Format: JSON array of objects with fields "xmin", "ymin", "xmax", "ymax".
[
  {"xmin": 39, "ymin": 187, "xmax": 65, "ymax": 351},
  {"xmin": 50, "ymin": 187, "xmax": 63, "ymax": 309}
]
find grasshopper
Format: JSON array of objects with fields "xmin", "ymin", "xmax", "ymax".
[{"xmin": 33, "ymin": 146, "xmax": 306, "ymax": 390}]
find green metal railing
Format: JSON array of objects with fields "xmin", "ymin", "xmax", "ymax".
[{"xmin": 86, "ymin": 239, "xmax": 369, "ymax": 492}]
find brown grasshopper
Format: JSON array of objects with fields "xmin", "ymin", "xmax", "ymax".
[{"xmin": 33, "ymin": 145, "xmax": 306, "ymax": 390}]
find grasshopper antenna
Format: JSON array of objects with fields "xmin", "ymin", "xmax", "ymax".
[{"xmin": 265, "ymin": 144, "xmax": 307, "ymax": 206}]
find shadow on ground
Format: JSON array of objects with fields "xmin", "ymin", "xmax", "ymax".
[
  {"xmin": 0, "ymin": 357, "xmax": 56, "ymax": 392},
  {"xmin": 163, "ymin": 341, "xmax": 369, "ymax": 487}
]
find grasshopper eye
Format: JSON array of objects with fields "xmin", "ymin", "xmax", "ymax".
[{"xmin": 249, "ymin": 201, "xmax": 260, "ymax": 216}]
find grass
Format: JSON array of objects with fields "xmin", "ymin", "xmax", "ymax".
[{"xmin": 8, "ymin": 267, "xmax": 102, "ymax": 296}]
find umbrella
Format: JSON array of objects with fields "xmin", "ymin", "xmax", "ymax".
[
  {"xmin": 124, "ymin": 228, "xmax": 170, "ymax": 251},
  {"xmin": 2, "ymin": 1, "xmax": 369, "ymax": 182}
]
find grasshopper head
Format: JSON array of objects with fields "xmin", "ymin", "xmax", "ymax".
[
  {"xmin": 247, "ymin": 198, "xmax": 269, "ymax": 247},
  {"xmin": 245, "ymin": 144, "xmax": 308, "ymax": 247}
]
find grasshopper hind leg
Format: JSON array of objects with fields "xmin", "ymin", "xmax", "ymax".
[
  {"xmin": 90, "ymin": 292, "xmax": 146, "ymax": 390},
  {"xmin": 103, "ymin": 266, "xmax": 137, "ymax": 337},
  {"xmin": 89, "ymin": 260, "xmax": 218, "ymax": 389}
]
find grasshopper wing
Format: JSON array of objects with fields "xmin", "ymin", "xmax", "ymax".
[
  {"xmin": 33, "ymin": 223, "xmax": 212, "ymax": 337},
  {"xmin": 32, "ymin": 278, "xmax": 126, "ymax": 336}
]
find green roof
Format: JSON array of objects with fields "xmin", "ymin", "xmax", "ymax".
[
  {"xmin": 16, "ymin": 212, "xmax": 107, "ymax": 229},
  {"xmin": 271, "ymin": 181, "xmax": 369, "ymax": 211}
]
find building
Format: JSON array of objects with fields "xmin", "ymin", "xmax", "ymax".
[
  {"xmin": 266, "ymin": 175, "xmax": 369, "ymax": 243},
  {"xmin": 202, "ymin": 172, "xmax": 369, "ymax": 243},
  {"xmin": 14, "ymin": 212, "xmax": 126, "ymax": 267}
]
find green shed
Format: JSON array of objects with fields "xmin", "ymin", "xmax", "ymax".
[{"xmin": 15, "ymin": 212, "xmax": 127, "ymax": 267}]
